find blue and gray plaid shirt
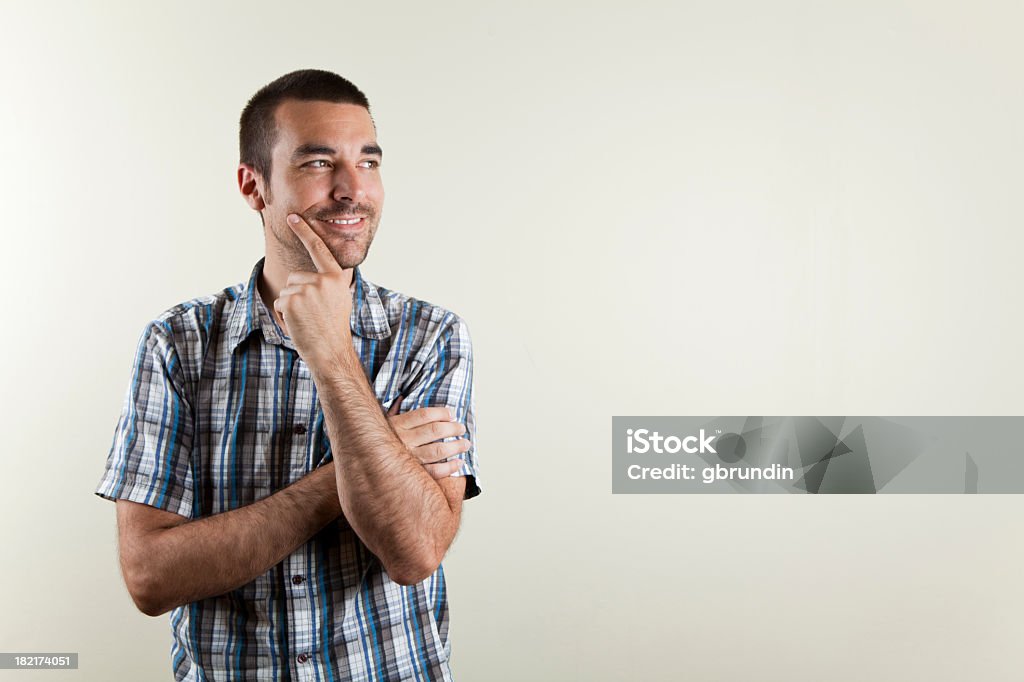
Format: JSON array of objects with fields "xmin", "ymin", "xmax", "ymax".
[{"xmin": 96, "ymin": 259, "xmax": 479, "ymax": 681}]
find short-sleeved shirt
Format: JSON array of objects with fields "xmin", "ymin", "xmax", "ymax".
[{"xmin": 95, "ymin": 259, "xmax": 479, "ymax": 681}]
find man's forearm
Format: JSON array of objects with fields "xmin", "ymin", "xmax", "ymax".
[
  {"xmin": 313, "ymin": 346, "xmax": 458, "ymax": 585},
  {"xmin": 128, "ymin": 464, "xmax": 341, "ymax": 616}
]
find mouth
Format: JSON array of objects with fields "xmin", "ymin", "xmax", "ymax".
[
  {"xmin": 323, "ymin": 215, "xmax": 368, "ymax": 225},
  {"xmin": 317, "ymin": 216, "xmax": 367, "ymax": 232}
]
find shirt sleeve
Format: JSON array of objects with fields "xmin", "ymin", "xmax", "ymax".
[
  {"xmin": 398, "ymin": 314, "xmax": 480, "ymax": 500},
  {"xmin": 95, "ymin": 320, "xmax": 196, "ymax": 518}
]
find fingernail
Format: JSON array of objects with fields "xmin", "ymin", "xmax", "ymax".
[
  {"xmin": 287, "ymin": 214, "xmax": 299, "ymax": 225},
  {"xmin": 447, "ymin": 408, "xmax": 456, "ymax": 420}
]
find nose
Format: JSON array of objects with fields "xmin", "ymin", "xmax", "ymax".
[{"xmin": 331, "ymin": 164, "xmax": 365, "ymax": 203}]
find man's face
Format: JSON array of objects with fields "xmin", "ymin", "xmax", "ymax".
[{"xmin": 259, "ymin": 99, "xmax": 384, "ymax": 272}]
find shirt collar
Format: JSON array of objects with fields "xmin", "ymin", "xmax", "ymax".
[{"xmin": 227, "ymin": 258, "xmax": 392, "ymax": 352}]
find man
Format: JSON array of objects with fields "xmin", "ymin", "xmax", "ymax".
[{"xmin": 95, "ymin": 69, "xmax": 479, "ymax": 681}]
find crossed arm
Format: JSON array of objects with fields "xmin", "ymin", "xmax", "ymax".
[
  {"xmin": 118, "ymin": 404, "xmax": 470, "ymax": 617},
  {"xmin": 316, "ymin": 361, "xmax": 464, "ymax": 585},
  {"xmin": 117, "ymin": 462, "xmax": 341, "ymax": 617}
]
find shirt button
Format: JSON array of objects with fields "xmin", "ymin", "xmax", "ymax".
[
  {"xmin": 293, "ymin": 424, "xmax": 307, "ymax": 435},
  {"xmin": 291, "ymin": 575, "xmax": 304, "ymax": 585},
  {"xmin": 297, "ymin": 653, "xmax": 309, "ymax": 664}
]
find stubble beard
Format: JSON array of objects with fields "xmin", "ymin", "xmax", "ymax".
[{"xmin": 269, "ymin": 206, "xmax": 380, "ymax": 272}]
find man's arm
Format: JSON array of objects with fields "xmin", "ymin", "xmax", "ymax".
[
  {"xmin": 317, "ymin": 357, "xmax": 467, "ymax": 585},
  {"xmin": 117, "ymin": 462, "xmax": 340, "ymax": 617},
  {"xmin": 116, "ymin": 406, "xmax": 469, "ymax": 616},
  {"xmin": 275, "ymin": 213, "xmax": 471, "ymax": 585}
]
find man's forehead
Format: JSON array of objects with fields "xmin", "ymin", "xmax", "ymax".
[{"xmin": 273, "ymin": 99, "xmax": 377, "ymax": 149}]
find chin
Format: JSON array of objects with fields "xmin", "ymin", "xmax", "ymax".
[
  {"xmin": 327, "ymin": 237, "xmax": 372, "ymax": 267},
  {"xmin": 331, "ymin": 248, "xmax": 370, "ymax": 270}
]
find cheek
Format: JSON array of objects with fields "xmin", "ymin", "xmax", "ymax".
[
  {"xmin": 275, "ymin": 173, "xmax": 324, "ymax": 201},
  {"xmin": 361, "ymin": 173, "xmax": 383, "ymax": 198}
]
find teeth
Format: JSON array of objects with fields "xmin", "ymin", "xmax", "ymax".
[{"xmin": 326, "ymin": 218, "xmax": 361, "ymax": 225}]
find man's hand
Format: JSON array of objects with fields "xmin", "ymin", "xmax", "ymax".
[
  {"xmin": 274, "ymin": 213, "xmax": 353, "ymax": 369},
  {"xmin": 387, "ymin": 400, "xmax": 470, "ymax": 480}
]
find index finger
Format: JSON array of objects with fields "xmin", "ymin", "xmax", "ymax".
[{"xmin": 286, "ymin": 213, "xmax": 342, "ymax": 274}]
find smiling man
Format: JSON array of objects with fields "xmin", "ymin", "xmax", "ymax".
[{"xmin": 95, "ymin": 70, "xmax": 479, "ymax": 681}]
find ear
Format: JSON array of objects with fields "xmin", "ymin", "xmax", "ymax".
[{"xmin": 237, "ymin": 163, "xmax": 267, "ymax": 211}]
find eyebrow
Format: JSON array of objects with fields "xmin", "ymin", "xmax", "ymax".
[{"xmin": 291, "ymin": 143, "xmax": 383, "ymax": 161}]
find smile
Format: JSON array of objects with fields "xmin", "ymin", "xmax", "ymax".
[{"xmin": 323, "ymin": 217, "xmax": 364, "ymax": 225}]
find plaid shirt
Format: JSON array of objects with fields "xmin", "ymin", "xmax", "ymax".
[{"xmin": 95, "ymin": 259, "xmax": 479, "ymax": 681}]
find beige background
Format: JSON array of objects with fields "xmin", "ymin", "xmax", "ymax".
[{"xmin": 1, "ymin": 1, "xmax": 1022, "ymax": 680}]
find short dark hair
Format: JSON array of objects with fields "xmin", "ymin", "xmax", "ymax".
[{"xmin": 239, "ymin": 69, "xmax": 371, "ymax": 183}]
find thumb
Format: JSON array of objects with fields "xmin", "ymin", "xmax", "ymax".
[{"xmin": 272, "ymin": 299, "xmax": 290, "ymax": 335}]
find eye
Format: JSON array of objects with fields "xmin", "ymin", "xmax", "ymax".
[
  {"xmin": 303, "ymin": 159, "xmax": 331, "ymax": 169},
  {"xmin": 359, "ymin": 159, "xmax": 381, "ymax": 169}
]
